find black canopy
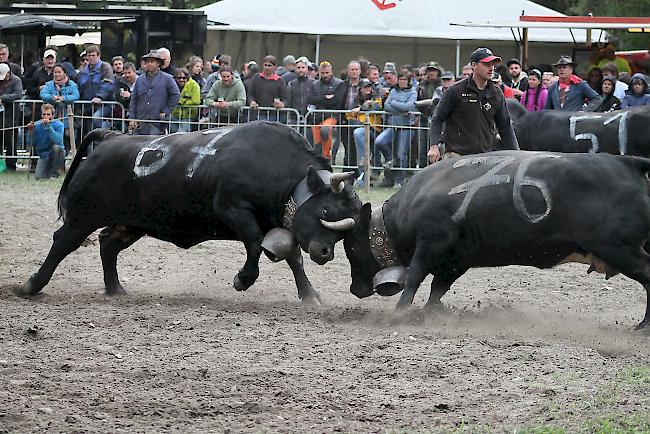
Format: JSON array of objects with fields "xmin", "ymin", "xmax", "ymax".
[{"xmin": 0, "ymin": 13, "xmax": 83, "ymax": 36}]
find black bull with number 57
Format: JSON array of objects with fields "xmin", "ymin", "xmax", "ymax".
[
  {"xmin": 10, "ymin": 121, "xmax": 361, "ymax": 302},
  {"xmin": 343, "ymin": 151, "xmax": 650, "ymax": 330},
  {"xmin": 508, "ymin": 102, "xmax": 650, "ymax": 156}
]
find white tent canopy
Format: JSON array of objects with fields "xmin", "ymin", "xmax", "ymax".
[{"xmin": 200, "ymin": 0, "xmax": 599, "ymax": 44}]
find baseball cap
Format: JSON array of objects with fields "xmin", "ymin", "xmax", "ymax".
[
  {"xmin": 359, "ymin": 78, "xmax": 373, "ymax": 87},
  {"xmin": 602, "ymin": 75, "xmax": 617, "ymax": 85},
  {"xmin": 441, "ymin": 71, "xmax": 455, "ymax": 80},
  {"xmin": 425, "ymin": 61, "xmax": 441, "ymax": 71},
  {"xmin": 0, "ymin": 63, "xmax": 10, "ymax": 80},
  {"xmin": 382, "ymin": 65, "xmax": 397, "ymax": 75},
  {"xmin": 308, "ymin": 62, "xmax": 317, "ymax": 71},
  {"xmin": 43, "ymin": 49, "xmax": 57, "ymax": 59},
  {"xmin": 470, "ymin": 47, "xmax": 501, "ymax": 64},
  {"xmin": 506, "ymin": 58, "xmax": 521, "ymax": 67},
  {"xmin": 296, "ymin": 56, "xmax": 310, "ymax": 64}
]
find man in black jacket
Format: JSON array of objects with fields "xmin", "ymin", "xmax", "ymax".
[
  {"xmin": 287, "ymin": 57, "xmax": 314, "ymax": 117},
  {"xmin": 427, "ymin": 47, "xmax": 518, "ymax": 163},
  {"xmin": 307, "ymin": 61, "xmax": 346, "ymax": 160}
]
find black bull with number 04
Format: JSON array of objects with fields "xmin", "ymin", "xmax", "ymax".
[
  {"xmin": 343, "ymin": 151, "xmax": 650, "ymax": 330},
  {"xmin": 10, "ymin": 121, "xmax": 361, "ymax": 302}
]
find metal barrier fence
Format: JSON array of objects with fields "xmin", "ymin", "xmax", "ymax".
[
  {"xmin": 0, "ymin": 100, "xmax": 430, "ymax": 191},
  {"xmin": 304, "ymin": 109, "xmax": 431, "ymax": 190}
]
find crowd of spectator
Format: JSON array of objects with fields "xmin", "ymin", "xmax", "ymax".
[{"xmin": 0, "ymin": 42, "xmax": 649, "ymax": 185}]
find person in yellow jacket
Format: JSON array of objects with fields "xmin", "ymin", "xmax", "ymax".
[
  {"xmin": 347, "ymin": 79, "xmax": 384, "ymax": 187},
  {"xmin": 171, "ymin": 67, "xmax": 201, "ymax": 133}
]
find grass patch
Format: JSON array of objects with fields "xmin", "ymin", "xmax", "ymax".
[
  {"xmin": 356, "ymin": 186, "xmax": 395, "ymax": 207},
  {"xmin": 616, "ymin": 366, "xmax": 650, "ymax": 385},
  {"xmin": 515, "ymin": 426, "xmax": 566, "ymax": 434},
  {"xmin": 582, "ymin": 412, "xmax": 650, "ymax": 433},
  {"xmin": 0, "ymin": 169, "xmax": 63, "ymax": 188}
]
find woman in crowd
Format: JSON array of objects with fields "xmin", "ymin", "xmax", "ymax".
[
  {"xmin": 520, "ymin": 69, "xmax": 547, "ymax": 112},
  {"xmin": 347, "ymin": 78, "xmax": 384, "ymax": 187},
  {"xmin": 187, "ymin": 55, "xmax": 206, "ymax": 90},
  {"xmin": 586, "ymin": 66, "xmax": 603, "ymax": 92},
  {"xmin": 374, "ymin": 71, "xmax": 417, "ymax": 188},
  {"xmin": 597, "ymin": 75, "xmax": 621, "ymax": 112},
  {"xmin": 170, "ymin": 67, "xmax": 201, "ymax": 133},
  {"xmin": 621, "ymin": 73, "xmax": 650, "ymax": 108},
  {"xmin": 40, "ymin": 63, "xmax": 80, "ymax": 155}
]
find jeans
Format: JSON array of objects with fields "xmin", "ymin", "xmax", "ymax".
[
  {"xmin": 170, "ymin": 116, "xmax": 192, "ymax": 133},
  {"xmin": 35, "ymin": 146, "xmax": 65, "ymax": 180},
  {"xmin": 375, "ymin": 127, "xmax": 412, "ymax": 183},
  {"xmin": 92, "ymin": 106, "xmax": 113, "ymax": 130},
  {"xmin": 353, "ymin": 126, "xmax": 392, "ymax": 168}
]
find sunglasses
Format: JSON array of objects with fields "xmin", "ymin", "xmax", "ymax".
[{"xmin": 175, "ymin": 76, "xmax": 188, "ymax": 80}]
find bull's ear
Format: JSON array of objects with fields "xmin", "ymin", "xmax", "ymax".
[{"xmin": 306, "ymin": 166, "xmax": 326, "ymax": 193}]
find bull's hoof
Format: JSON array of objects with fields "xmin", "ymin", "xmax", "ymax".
[
  {"xmin": 300, "ymin": 290, "xmax": 322, "ymax": 305},
  {"xmin": 105, "ymin": 284, "xmax": 127, "ymax": 296},
  {"xmin": 10, "ymin": 282, "xmax": 38, "ymax": 298},
  {"xmin": 634, "ymin": 319, "xmax": 650, "ymax": 333},
  {"xmin": 233, "ymin": 275, "xmax": 251, "ymax": 292},
  {"xmin": 423, "ymin": 301, "xmax": 446, "ymax": 313}
]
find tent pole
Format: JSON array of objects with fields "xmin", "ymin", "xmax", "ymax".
[
  {"xmin": 20, "ymin": 34, "xmax": 24, "ymax": 71},
  {"xmin": 522, "ymin": 27, "xmax": 528, "ymax": 69},
  {"xmin": 315, "ymin": 34, "xmax": 320, "ymax": 64},
  {"xmin": 455, "ymin": 39, "xmax": 460, "ymax": 77}
]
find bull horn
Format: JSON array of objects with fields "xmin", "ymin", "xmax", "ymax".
[
  {"xmin": 330, "ymin": 171, "xmax": 355, "ymax": 193},
  {"xmin": 320, "ymin": 217, "xmax": 356, "ymax": 231}
]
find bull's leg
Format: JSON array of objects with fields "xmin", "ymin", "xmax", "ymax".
[
  {"xmin": 12, "ymin": 222, "xmax": 97, "ymax": 297},
  {"xmin": 588, "ymin": 244, "xmax": 650, "ymax": 330},
  {"xmin": 99, "ymin": 226, "xmax": 143, "ymax": 296},
  {"xmin": 637, "ymin": 285, "xmax": 650, "ymax": 331},
  {"xmin": 285, "ymin": 250, "xmax": 322, "ymax": 304},
  {"xmin": 396, "ymin": 245, "xmax": 436, "ymax": 310},
  {"xmin": 423, "ymin": 267, "xmax": 466, "ymax": 311},
  {"xmin": 213, "ymin": 205, "xmax": 264, "ymax": 291}
]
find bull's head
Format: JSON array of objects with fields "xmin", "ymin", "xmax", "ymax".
[
  {"xmin": 342, "ymin": 203, "xmax": 381, "ymax": 298},
  {"xmin": 290, "ymin": 167, "xmax": 361, "ymax": 265}
]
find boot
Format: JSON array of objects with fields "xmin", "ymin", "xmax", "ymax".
[{"xmin": 378, "ymin": 160, "xmax": 394, "ymax": 188}]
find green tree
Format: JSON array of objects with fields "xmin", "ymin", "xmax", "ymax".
[{"xmin": 532, "ymin": 0, "xmax": 650, "ymax": 49}]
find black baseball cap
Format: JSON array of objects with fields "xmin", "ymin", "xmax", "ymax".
[
  {"xmin": 506, "ymin": 58, "xmax": 521, "ymax": 67},
  {"xmin": 470, "ymin": 47, "xmax": 502, "ymax": 64}
]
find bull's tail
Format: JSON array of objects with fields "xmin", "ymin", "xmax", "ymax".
[{"xmin": 57, "ymin": 129, "xmax": 122, "ymax": 221}]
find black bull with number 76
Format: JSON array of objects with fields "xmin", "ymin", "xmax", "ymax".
[
  {"xmin": 10, "ymin": 121, "xmax": 362, "ymax": 303},
  {"xmin": 343, "ymin": 151, "xmax": 650, "ymax": 330}
]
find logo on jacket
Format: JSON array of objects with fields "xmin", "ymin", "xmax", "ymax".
[
  {"xmin": 482, "ymin": 102, "xmax": 492, "ymax": 111},
  {"xmin": 371, "ymin": 0, "xmax": 398, "ymax": 11}
]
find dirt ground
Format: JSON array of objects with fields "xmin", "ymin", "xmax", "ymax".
[{"xmin": 1, "ymin": 175, "xmax": 649, "ymax": 433}]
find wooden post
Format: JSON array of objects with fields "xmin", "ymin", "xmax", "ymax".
[{"xmin": 522, "ymin": 27, "xmax": 529, "ymax": 70}]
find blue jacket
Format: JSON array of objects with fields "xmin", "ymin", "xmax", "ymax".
[
  {"xmin": 77, "ymin": 60, "xmax": 114, "ymax": 101},
  {"xmin": 40, "ymin": 79, "xmax": 80, "ymax": 129},
  {"xmin": 621, "ymin": 73, "xmax": 650, "ymax": 108},
  {"xmin": 40, "ymin": 79, "xmax": 80, "ymax": 104},
  {"xmin": 129, "ymin": 70, "xmax": 181, "ymax": 121},
  {"xmin": 33, "ymin": 119, "xmax": 64, "ymax": 158},
  {"xmin": 384, "ymin": 86, "xmax": 417, "ymax": 126},
  {"xmin": 544, "ymin": 78, "xmax": 602, "ymax": 111}
]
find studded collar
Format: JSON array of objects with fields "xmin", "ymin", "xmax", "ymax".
[
  {"xmin": 282, "ymin": 169, "xmax": 333, "ymax": 231},
  {"xmin": 368, "ymin": 203, "xmax": 401, "ymax": 269}
]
